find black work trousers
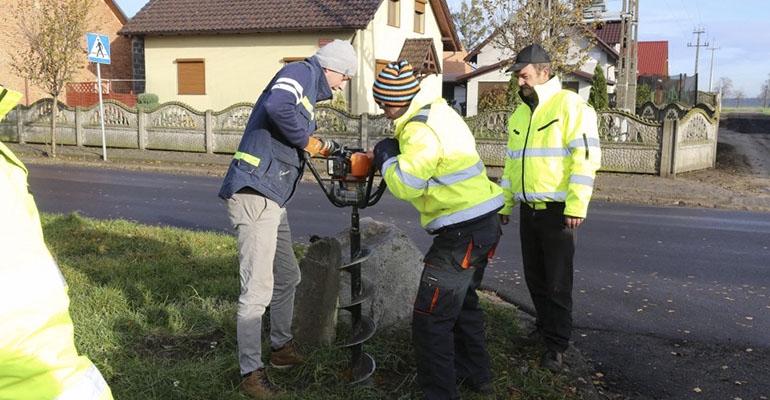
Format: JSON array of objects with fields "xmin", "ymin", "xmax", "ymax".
[
  {"xmin": 412, "ymin": 213, "xmax": 501, "ymax": 400},
  {"xmin": 519, "ymin": 202, "xmax": 576, "ymax": 353}
]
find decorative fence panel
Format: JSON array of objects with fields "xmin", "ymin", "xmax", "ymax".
[{"xmin": 0, "ymin": 99, "xmax": 719, "ymax": 176}]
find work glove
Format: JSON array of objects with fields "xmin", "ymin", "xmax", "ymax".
[
  {"xmin": 305, "ymin": 137, "xmax": 342, "ymax": 157},
  {"xmin": 373, "ymin": 138, "xmax": 400, "ymax": 172}
]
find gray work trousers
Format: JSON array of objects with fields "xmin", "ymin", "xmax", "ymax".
[{"xmin": 226, "ymin": 191, "xmax": 301, "ymax": 375}]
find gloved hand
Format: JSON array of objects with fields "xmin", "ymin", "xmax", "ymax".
[
  {"xmin": 373, "ymin": 138, "xmax": 400, "ymax": 172},
  {"xmin": 305, "ymin": 137, "xmax": 342, "ymax": 157}
]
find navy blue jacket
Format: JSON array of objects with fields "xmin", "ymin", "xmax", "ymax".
[{"xmin": 218, "ymin": 56, "xmax": 332, "ymax": 206}]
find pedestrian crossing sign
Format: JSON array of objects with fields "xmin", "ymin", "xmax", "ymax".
[{"xmin": 86, "ymin": 33, "xmax": 111, "ymax": 64}]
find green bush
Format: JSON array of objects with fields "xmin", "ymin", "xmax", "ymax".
[
  {"xmin": 136, "ymin": 93, "xmax": 160, "ymax": 111},
  {"xmin": 137, "ymin": 93, "xmax": 159, "ymax": 104}
]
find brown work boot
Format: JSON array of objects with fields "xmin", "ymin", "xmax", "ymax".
[
  {"xmin": 240, "ymin": 368, "xmax": 284, "ymax": 398},
  {"xmin": 269, "ymin": 341, "xmax": 304, "ymax": 369}
]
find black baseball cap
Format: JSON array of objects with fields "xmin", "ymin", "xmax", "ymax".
[{"xmin": 506, "ymin": 44, "xmax": 551, "ymax": 72}]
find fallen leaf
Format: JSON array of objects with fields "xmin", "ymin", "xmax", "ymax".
[{"xmin": 693, "ymin": 387, "xmax": 702, "ymax": 393}]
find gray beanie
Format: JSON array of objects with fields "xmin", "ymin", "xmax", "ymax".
[{"xmin": 315, "ymin": 40, "xmax": 358, "ymax": 76}]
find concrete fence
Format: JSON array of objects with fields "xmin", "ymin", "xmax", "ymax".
[{"xmin": 0, "ymin": 99, "xmax": 720, "ymax": 176}]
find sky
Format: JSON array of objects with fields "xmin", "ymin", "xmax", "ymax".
[{"xmin": 115, "ymin": 0, "xmax": 770, "ymax": 97}]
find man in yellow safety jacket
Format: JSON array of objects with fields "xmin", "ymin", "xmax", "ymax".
[
  {"xmin": 0, "ymin": 85, "xmax": 114, "ymax": 400},
  {"xmin": 372, "ymin": 60, "xmax": 505, "ymax": 399},
  {"xmin": 498, "ymin": 44, "xmax": 602, "ymax": 373}
]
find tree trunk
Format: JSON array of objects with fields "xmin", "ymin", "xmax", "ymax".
[{"xmin": 50, "ymin": 96, "xmax": 58, "ymax": 158}]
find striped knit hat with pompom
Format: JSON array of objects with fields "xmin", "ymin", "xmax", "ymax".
[{"xmin": 372, "ymin": 60, "xmax": 421, "ymax": 107}]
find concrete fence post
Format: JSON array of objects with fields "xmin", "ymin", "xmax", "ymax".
[
  {"xmin": 659, "ymin": 119, "xmax": 676, "ymax": 177},
  {"xmin": 360, "ymin": 113, "xmax": 368, "ymax": 149},
  {"xmin": 137, "ymin": 109, "xmax": 146, "ymax": 150},
  {"xmin": 75, "ymin": 107, "xmax": 83, "ymax": 146},
  {"xmin": 16, "ymin": 106, "xmax": 24, "ymax": 144},
  {"xmin": 205, "ymin": 110, "xmax": 213, "ymax": 154}
]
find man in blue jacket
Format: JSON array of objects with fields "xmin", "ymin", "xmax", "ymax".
[{"xmin": 218, "ymin": 39, "xmax": 357, "ymax": 398}]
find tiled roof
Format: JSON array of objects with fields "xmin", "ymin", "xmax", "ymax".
[
  {"xmin": 637, "ymin": 41, "xmax": 668, "ymax": 77},
  {"xmin": 119, "ymin": 0, "xmax": 382, "ymax": 36},
  {"xmin": 590, "ymin": 20, "xmax": 622, "ymax": 46},
  {"xmin": 399, "ymin": 38, "xmax": 442, "ymax": 77}
]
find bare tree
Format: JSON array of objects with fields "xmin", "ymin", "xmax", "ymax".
[
  {"xmin": 478, "ymin": 0, "xmax": 597, "ymax": 74},
  {"xmin": 760, "ymin": 73, "xmax": 770, "ymax": 108},
  {"xmin": 734, "ymin": 89, "xmax": 745, "ymax": 108},
  {"xmin": 9, "ymin": 0, "xmax": 100, "ymax": 157},
  {"xmin": 715, "ymin": 77, "xmax": 733, "ymax": 98},
  {"xmin": 452, "ymin": 0, "xmax": 492, "ymax": 52}
]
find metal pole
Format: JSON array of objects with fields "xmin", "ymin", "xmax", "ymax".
[{"xmin": 97, "ymin": 63, "xmax": 107, "ymax": 161}]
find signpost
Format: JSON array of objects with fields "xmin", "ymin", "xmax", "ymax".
[{"xmin": 86, "ymin": 33, "xmax": 111, "ymax": 161}]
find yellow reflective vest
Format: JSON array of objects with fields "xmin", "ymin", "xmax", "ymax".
[
  {"xmin": 0, "ymin": 87, "xmax": 113, "ymax": 400},
  {"xmin": 381, "ymin": 98, "xmax": 504, "ymax": 232},
  {"xmin": 500, "ymin": 76, "xmax": 601, "ymax": 218}
]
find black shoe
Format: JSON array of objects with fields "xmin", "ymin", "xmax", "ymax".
[
  {"xmin": 513, "ymin": 329, "xmax": 543, "ymax": 346},
  {"xmin": 474, "ymin": 380, "xmax": 494, "ymax": 394},
  {"xmin": 540, "ymin": 350, "xmax": 564, "ymax": 373},
  {"xmin": 458, "ymin": 377, "xmax": 494, "ymax": 395}
]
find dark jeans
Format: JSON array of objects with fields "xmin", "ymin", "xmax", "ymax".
[
  {"xmin": 412, "ymin": 213, "xmax": 501, "ymax": 400},
  {"xmin": 520, "ymin": 202, "xmax": 576, "ymax": 353}
]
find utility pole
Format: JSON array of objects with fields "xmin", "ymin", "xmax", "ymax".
[
  {"xmin": 708, "ymin": 42, "xmax": 719, "ymax": 92},
  {"xmin": 615, "ymin": 0, "xmax": 639, "ymax": 111},
  {"xmin": 687, "ymin": 26, "xmax": 708, "ymax": 88}
]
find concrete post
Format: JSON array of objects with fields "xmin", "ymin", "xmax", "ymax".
[
  {"xmin": 360, "ymin": 113, "xmax": 368, "ymax": 149},
  {"xmin": 205, "ymin": 110, "xmax": 213, "ymax": 154},
  {"xmin": 75, "ymin": 107, "xmax": 83, "ymax": 146},
  {"xmin": 659, "ymin": 120, "xmax": 672, "ymax": 177},
  {"xmin": 293, "ymin": 238, "xmax": 342, "ymax": 346},
  {"xmin": 137, "ymin": 109, "xmax": 146, "ymax": 150}
]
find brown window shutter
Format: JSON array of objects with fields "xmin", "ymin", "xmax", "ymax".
[
  {"xmin": 177, "ymin": 58, "xmax": 206, "ymax": 95},
  {"xmin": 415, "ymin": 0, "xmax": 426, "ymax": 14}
]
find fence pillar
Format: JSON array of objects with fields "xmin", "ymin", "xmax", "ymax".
[
  {"xmin": 205, "ymin": 110, "xmax": 213, "ymax": 154},
  {"xmin": 137, "ymin": 109, "xmax": 146, "ymax": 150},
  {"xmin": 659, "ymin": 119, "xmax": 677, "ymax": 177},
  {"xmin": 15, "ymin": 105, "xmax": 24, "ymax": 144},
  {"xmin": 75, "ymin": 107, "xmax": 83, "ymax": 146},
  {"xmin": 359, "ymin": 113, "xmax": 368, "ymax": 149}
]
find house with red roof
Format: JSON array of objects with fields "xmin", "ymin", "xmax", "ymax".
[
  {"xmin": 118, "ymin": 0, "xmax": 462, "ymax": 114},
  {"xmin": 1, "ymin": 0, "xmax": 133, "ymax": 106}
]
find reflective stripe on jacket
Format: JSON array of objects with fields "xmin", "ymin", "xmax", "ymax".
[
  {"xmin": 381, "ymin": 98, "xmax": 504, "ymax": 232},
  {"xmin": 1, "ymin": 89, "xmax": 113, "ymax": 399},
  {"xmin": 500, "ymin": 76, "xmax": 601, "ymax": 218}
]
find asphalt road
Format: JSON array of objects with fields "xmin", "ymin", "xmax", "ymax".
[{"xmin": 27, "ymin": 164, "xmax": 770, "ymax": 399}]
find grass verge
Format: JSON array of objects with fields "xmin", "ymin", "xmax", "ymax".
[{"xmin": 45, "ymin": 212, "xmax": 589, "ymax": 399}]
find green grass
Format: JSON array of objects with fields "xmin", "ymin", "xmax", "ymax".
[
  {"xmin": 721, "ymin": 106, "xmax": 770, "ymax": 115},
  {"xmin": 44, "ymin": 212, "xmax": 587, "ymax": 399}
]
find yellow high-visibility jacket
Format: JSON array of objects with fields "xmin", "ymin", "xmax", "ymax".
[
  {"xmin": 0, "ymin": 87, "xmax": 113, "ymax": 400},
  {"xmin": 499, "ymin": 76, "xmax": 601, "ymax": 218},
  {"xmin": 381, "ymin": 97, "xmax": 504, "ymax": 232}
]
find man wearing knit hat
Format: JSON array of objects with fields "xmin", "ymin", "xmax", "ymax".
[
  {"xmin": 219, "ymin": 39, "xmax": 357, "ymax": 398},
  {"xmin": 372, "ymin": 60, "xmax": 505, "ymax": 399}
]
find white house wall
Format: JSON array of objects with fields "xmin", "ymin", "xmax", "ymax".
[
  {"xmin": 361, "ymin": 0, "xmax": 445, "ymax": 115},
  {"xmin": 144, "ymin": 32, "xmax": 355, "ymax": 112}
]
